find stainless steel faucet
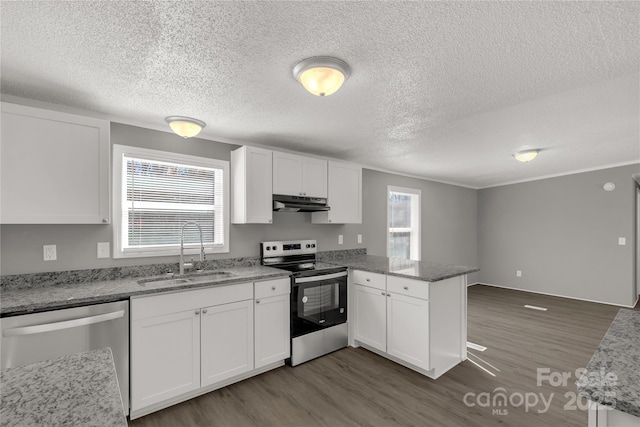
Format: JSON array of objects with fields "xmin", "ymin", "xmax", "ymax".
[{"xmin": 180, "ymin": 221, "xmax": 206, "ymax": 275}]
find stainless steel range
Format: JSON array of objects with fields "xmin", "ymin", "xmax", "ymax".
[{"xmin": 261, "ymin": 240, "xmax": 348, "ymax": 366}]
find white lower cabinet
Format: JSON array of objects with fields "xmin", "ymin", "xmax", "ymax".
[
  {"xmin": 386, "ymin": 292, "xmax": 429, "ymax": 369},
  {"xmin": 131, "ymin": 309, "xmax": 201, "ymax": 410},
  {"xmin": 254, "ymin": 278, "xmax": 290, "ymax": 368},
  {"xmin": 352, "ymin": 270, "xmax": 466, "ymax": 379},
  {"xmin": 130, "ymin": 278, "xmax": 290, "ymax": 419},
  {"xmin": 353, "ymin": 284, "xmax": 387, "ymax": 351},
  {"xmin": 201, "ymin": 300, "xmax": 254, "ymax": 387}
]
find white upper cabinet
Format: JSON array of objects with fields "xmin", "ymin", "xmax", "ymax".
[
  {"xmin": 0, "ymin": 102, "xmax": 110, "ymax": 224},
  {"xmin": 272, "ymin": 152, "xmax": 327, "ymax": 198},
  {"xmin": 231, "ymin": 146, "xmax": 273, "ymax": 224},
  {"xmin": 312, "ymin": 161, "xmax": 362, "ymax": 224}
]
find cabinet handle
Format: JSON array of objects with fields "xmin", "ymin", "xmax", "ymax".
[
  {"xmin": 256, "ymin": 300, "xmax": 260, "ymax": 304},
  {"xmin": 271, "ymin": 286, "xmax": 276, "ymax": 291},
  {"xmin": 268, "ymin": 219, "xmax": 272, "ymax": 223},
  {"xmin": 195, "ymin": 310, "xmax": 200, "ymax": 315},
  {"xmin": 102, "ymin": 218, "xmax": 108, "ymax": 223},
  {"xmin": 403, "ymin": 286, "xmax": 408, "ymax": 290},
  {"xmin": 387, "ymin": 293, "xmax": 391, "ymax": 297},
  {"xmin": 202, "ymin": 309, "xmax": 207, "ymax": 314},
  {"xmin": 381, "ymin": 291, "xmax": 386, "ymax": 296},
  {"xmin": 366, "ymin": 278, "xmax": 370, "ymax": 282}
]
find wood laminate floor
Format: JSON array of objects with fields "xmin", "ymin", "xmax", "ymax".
[{"xmin": 129, "ymin": 285, "xmax": 635, "ymax": 427}]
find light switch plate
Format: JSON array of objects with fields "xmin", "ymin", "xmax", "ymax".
[
  {"xmin": 338, "ymin": 235, "xmax": 343, "ymax": 245},
  {"xmin": 618, "ymin": 237, "xmax": 626, "ymax": 246},
  {"xmin": 516, "ymin": 270, "xmax": 522, "ymax": 277},
  {"xmin": 357, "ymin": 234, "xmax": 362, "ymax": 244},
  {"xmin": 97, "ymin": 242, "xmax": 110, "ymax": 258}
]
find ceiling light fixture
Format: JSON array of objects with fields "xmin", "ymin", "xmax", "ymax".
[
  {"xmin": 165, "ymin": 116, "xmax": 206, "ymax": 138},
  {"xmin": 513, "ymin": 149, "xmax": 540, "ymax": 163},
  {"xmin": 293, "ymin": 56, "xmax": 351, "ymax": 97}
]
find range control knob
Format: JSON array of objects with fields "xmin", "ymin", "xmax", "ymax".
[
  {"xmin": 273, "ymin": 246, "xmax": 278, "ymax": 251},
  {"xmin": 306, "ymin": 244, "xmax": 310, "ymax": 248},
  {"xmin": 311, "ymin": 244, "xmax": 316, "ymax": 248}
]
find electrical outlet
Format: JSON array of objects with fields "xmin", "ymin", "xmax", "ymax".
[
  {"xmin": 97, "ymin": 242, "xmax": 110, "ymax": 258},
  {"xmin": 338, "ymin": 235, "xmax": 343, "ymax": 245},
  {"xmin": 516, "ymin": 270, "xmax": 522, "ymax": 277},
  {"xmin": 357, "ymin": 234, "xmax": 362, "ymax": 244},
  {"xmin": 43, "ymin": 245, "xmax": 57, "ymax": 261},
  {"xmin": 618, "ymin": 237, "xmax": 626, "ymax": 246}
]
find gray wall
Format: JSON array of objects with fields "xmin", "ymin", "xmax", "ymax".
[
  {"xmin": 362, "ymin": 169, "xmax": 479, "ymax": 283},
  {"xmin": 478, "ymin": 164, "xmax": 640, "ymax": 307},
  {"xmin": 0, "ymin": 123, "xmax": 477, "ymax": 276}
]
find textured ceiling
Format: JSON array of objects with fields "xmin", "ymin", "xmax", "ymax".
[{"xmin": 1, "ymin": 1, "xmax": 639, "ymax": 188}]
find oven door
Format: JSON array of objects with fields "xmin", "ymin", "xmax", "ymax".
[{"xmin": 291, "ymin": 270, "xmax": 347, "ymax": 338}]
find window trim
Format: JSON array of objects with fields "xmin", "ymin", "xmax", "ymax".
[
  {"xmin": 112, "ymin": 144, "xmax": 230, "ymax": 259},
  {"xmin": 386, "ymin": 185, "xmax": 421, "ymax": 261}
]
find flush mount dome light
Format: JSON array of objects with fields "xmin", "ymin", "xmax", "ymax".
[
  {"xmin": 165, "ymin": 116, "xmax": 206, "ymax": 138},
  {"xmin": 293, "ymin": 56, "xmax": 351, "ymax": 97},
  {"xmin": 513, "ymin": 149, "xmax": 540, "ymax": 163}
]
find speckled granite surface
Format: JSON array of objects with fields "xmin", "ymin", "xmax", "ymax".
[
  {"xmin": 0, "ymin": 348, "xmax": 126, "ymax": 427},
  {"xmin": 0, "ymin": 257, "xmax": 262, "ymax": 290},
  {"xmin": 322, "ymin": 254, "xmax": 478, "ymax": 282},
  {"xmin": 1, "ymin": 265, "xmax": 290, "ymax": 317},
  {"xmin": 577, "ymin": 309, "xmax": 640, "ymax": 418}
]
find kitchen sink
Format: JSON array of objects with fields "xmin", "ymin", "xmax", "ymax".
[{"xmin": 137, "ymin": 271, "xmax": 235, "ymax": 287}]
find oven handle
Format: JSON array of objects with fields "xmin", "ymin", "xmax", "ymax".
[
  {"xmin": 295, "ymin": 271, "xmax": 348, "ymax": 284},
  {"xmin": 2, "ymin": 310, "xmax": 125, "ymax": 337}
]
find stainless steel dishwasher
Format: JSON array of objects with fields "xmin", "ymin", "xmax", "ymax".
[{"xmin": 1, "ymin": 300, "xmax": 130, "ymax": 414}]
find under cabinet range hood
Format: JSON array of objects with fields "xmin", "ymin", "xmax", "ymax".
[{"xmin": 273, "ymin": 194, "xmax": 330, "ymax": 212}]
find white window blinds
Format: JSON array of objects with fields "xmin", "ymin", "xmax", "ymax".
[{"xmin": 112, "ymin": 145, "xmax": 229, "ymax": 258}]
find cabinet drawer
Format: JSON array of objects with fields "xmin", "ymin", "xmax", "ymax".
[
  {"xmin": 387, "ymin": 276, "xmax": 429, "ymax": 300},
  {"xmin": 132, "ymin": 282, "xmax": 253, "ymax": 320},
  {"xmin": 255, "ymin": 278, "xmax": 290, "ymax": 299},
  {"xmin": 352, "ymin": 270, "xmax": 386, "ymax": 290}
]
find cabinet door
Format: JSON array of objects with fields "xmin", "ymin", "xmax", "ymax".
[
  {"xmin": 273, "ymin": 152, "xmax": 303, "ymax": 196},
  {"xmin": 201, "ymin": 299, "xmax": 254, "ymax": 387},
  {"xmin": 387, "ymin": 293, "xmax": 430, "ymax": 370},
  {"xmin": 302, "ymin": 157, "xmax": 327, "ymax": 198},
  {"xmin": 254, "ymin": 293, "xmax": 290, "ymax": 369},
  {"xmin": 312, "ymin": 161, "xmax": 362, "ymax": 224},
  {"xmin": 231, "ymin": 146, "xmax": 272, "ymax": 224},
  {"xmin": 131, "ymin": 309, "xmax": 201, "ymax": 411},
  {"xmin": 1, "ymin": 102, "xmax": 110, "ymax": 224},
  {"xmin": 353, "ymin": 284, "xmax": 387, "ymax": 352}
]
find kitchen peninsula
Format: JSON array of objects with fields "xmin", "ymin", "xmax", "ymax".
[{"xmin": 321, "ymin": 253, "xmax": 479, "ymax": 379}]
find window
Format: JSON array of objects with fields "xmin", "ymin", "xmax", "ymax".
[
  {"xmin": 112, "ymin": 145, "xmax": 229, "ymax": 258},
  {"xmin": 387, "ymin": 186, "xmax": 421, "ymax": 261}
]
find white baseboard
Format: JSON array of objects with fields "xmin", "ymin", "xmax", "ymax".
[
  {"xmin": 467, "ymin": 281, "xmax": 481, "ymax": 287},
  {"xmin": 474, "ymin": 282, "xmax": 637, "ymax": 308}
]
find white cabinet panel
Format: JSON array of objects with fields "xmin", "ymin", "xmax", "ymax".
[
  {"xmin": 231, "ymin": 146, "xmax": 272, "ymax": 224},
  {"xmin": 131, "ymin": 309, "xmax": 200, "ymax": 411},
  {"xmin": 273, "ymin": 152, "xmax": 303, "ymax": 196},
  {"xmin": 1, "ymin": 102, "xmax": 110, "ymax": 224},
  {"xmin": 201, "ymin": 300, "xmax": 254, "ymax": 387},
  {"xmin": 353, "ymin": 284, "xmax": 387, "ymax": 352},
  {"xmin": 312, "ymin": 161, "xmax": 361, "ymax": 224},
  {"xmin": 302, "ymin": 157, "xmax": 328, "ymax": 198},
  {"xmin": 387, "ymin": 292, "xmax": 430, "ymax": 370},
  {"xmin": 273, "ymin": 151, "xmax": 327, "ymax": 198},
  {"xmin": 255, "ymin": 293, "xmax": 290, "ymax": 369}
]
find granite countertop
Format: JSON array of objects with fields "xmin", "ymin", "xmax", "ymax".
[
  {"xmin": 0, "ymin": 348, "xmax": 126, "ymax": 427},
  {"xmin": 321, "ymin": 254, "xmax": 479, "ymax": 282},
  {"xmin": 577, "ymin": 309, "xmax": 640, "ymax": 418},
  {"xmin": 1, "ymin": 265, "xmax": 290, "ymax": 317}
]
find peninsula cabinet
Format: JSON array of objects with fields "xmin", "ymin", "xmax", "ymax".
[
  {"xmin": 312, "ymin": 161, "xmax": 362, "ymax": 224},
  {"xmin": 231, "ymin": 146, "xmax": 273, "ymax": 224},
  {"xmin": 272, "ymin": 151, "xmax": 327, "ymax": 198},
  {"xmin": 130, "ymin": 278, "xmax": 290, "ymax": 419},
  {"xmin": 0, "ymin": 102, "xmax": 110, "ymax": 224},
  {"xmin": 352, "ymin": 270, "xmax": 466, "ymax": 379}
]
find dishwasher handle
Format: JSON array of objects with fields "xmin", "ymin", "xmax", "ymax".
[{"xmin": 3, "ymin": 310, "xmax": 125, "ymax": 337}]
